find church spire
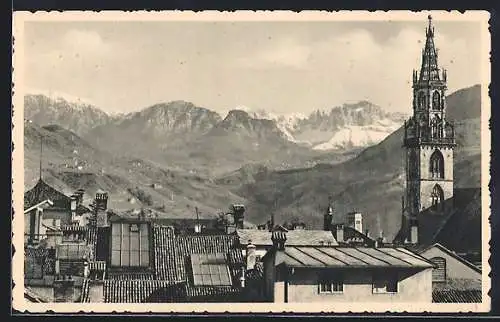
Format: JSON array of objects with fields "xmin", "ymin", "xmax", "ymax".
[{"xmin": 418, "ymin": 15, "xmax": 441, "ymax": 83}]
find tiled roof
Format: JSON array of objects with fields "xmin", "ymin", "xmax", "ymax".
[
  {"xmin": 85, "ymin": 226, "xmax": 97, "ymax": 260},
  {"xmin": 270, "ymin": 246, "xmax": 435, "ymax": 268},
  {"xmin": 432, "ymin": 278, "xmax": 482, "ymax": 291},
  {"xmin": 236, "ymin": 229, "xmax": 338, "ymax": 247},
  {"xmin": 184, "ymin": 284, "xmax": 242, "ymax": 302},
  {"xmin": 107, "ymin": 272, "xmax": 155, "ymax": 280},
  {"xmin": 394, "ymin": 188, "xmax": 481, "ymax": 256},
  {"xmin": 433, "ymin": 188, "xmax": 482, "ymax": 254},
  {"xmin": 88, "ymin": 261, "xmax": 107, "ymax": 272},
  {"xmin": 432, "ymin": 278, "xmax": 482, "ymax": 302},
  {"xmin": 25, "ymin": 286, "xmax": 51, "ymax": 303},
  {"xmin": 152, "ymin": 225, "xmax": 238, "ymax": 282},
  {"xmin": 80, "ymin": 279, "xmax": 90, "ymax": 303},
  {"xmin": 432, "ymin": 289, "xmax": 482, "ymax": 303},
  {"xmin": 76, "ymin": 204, "xmax": 91, "ymax": 215},
  {"xmin": 61, "ymin": 224, "xmax": 87, "ymax": 232},
  {"xmin": 417, "ymin": 243, "xmax": 482, "ymax": 274},
  {"xmin": 103, "ymin": 280, "xmax": 181, "ymax": 303},
  {"xmin": 24, "ymin": 179, "xmax": 70, "ymax": 210}
]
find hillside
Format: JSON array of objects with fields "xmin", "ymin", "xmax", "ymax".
[
  {"xmin": 24, "ymin": 94, "xmax": 113, "ymax": 136},
  {"xmin": 234, "ymin": 85, "xmax": 482, "ymax": 240},
  {"xmin": 26, "ymin": 94, "xmax": 407, "ymax": 175},
  {"xmin": 24, "ymin": 121, "xmax": 246, "ymax": 219}
]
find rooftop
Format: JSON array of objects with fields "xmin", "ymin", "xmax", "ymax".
[
  {"xmin": 269, "ymin": 246, "xmax": 435, "ymax": 269},
  {"xmin": 432, "ymin": 278, "xmax": 482, "ymax": 303},
  {"xmin": 24, "ymin": 179, "xmax": 71, "ymax": 210},
  {"xmin": 236, "ymin": 229, "xmax": 338, "ymax": 247}
]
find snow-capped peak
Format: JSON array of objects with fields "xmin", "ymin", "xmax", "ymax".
[
  {"xmin": 26, "ymin": 88, "xmax": 96, "ymax": 109},
  {"xmin": 312, "ymin": 121, "xmax": 402, "ymax": 151}
]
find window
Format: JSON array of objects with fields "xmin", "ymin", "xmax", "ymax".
[
  {"xmin": 429, "ymin": 150, "xmax": 444, "ymax": 179},
  {"xmin": 319, "ymin": 271, "xmax": 344, "ymax": 293},
  {"xmin": 432, "ymin": 91, "xmax": 442, "ymax": 110},
  {"xmin": 418, "ymin": 92, "xmax": 427, "ymax": 109},
  {"xmin": 111, "ymin": 223, "xmax": 150, "ymax": 267},
  {"xmin": 431, "ymin": 184, "xmax": 445, "ymax": 210},
  {"xmin": 430, "ymin": 257, "xmax": 446, "ymax": 282},
  {"xmin": 191, "ymin": 253, "xmax": 232, "ymax": 286},
  {"xmin": 373, "ymin": 272, "xmax": 398, "ymax": 293}
]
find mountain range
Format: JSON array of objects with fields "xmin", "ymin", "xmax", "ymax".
[
  {"xmin": 24, "ymin": 94, "xmax": 406, "ymax": 174},
  {"xmin": 23, "ymin": 84, "xmax": 482, "ymax": 239},
  {"xmin": 234, "ymin": 85, "xmax": 482, "ymax": 241}
]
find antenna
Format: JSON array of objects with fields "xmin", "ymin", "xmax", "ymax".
[
  {"xmin": 39, "ymin": 134, "xmax": 43, "ymax": 180},
  {"xmin": 195, "ymin": 206, "xmax": 200, "ymax": 221}
]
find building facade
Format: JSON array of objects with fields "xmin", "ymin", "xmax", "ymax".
[
  {"xmin": 402, "ymin": 16, "xmax": 456, "ymax": 244},
  {"xmin": 262, "ymin": 231, "xmax": 434, "ymax": 303}
]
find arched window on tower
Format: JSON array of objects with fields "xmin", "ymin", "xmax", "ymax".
[
  {"xmin": 432, "ymin": 115, "xmax": 443, "ymax": 139},
  {"xmin": 432, "ymin": 91, "xmax": 442, "ymax": 110},
  {"xmin": 430, "ymin": 184, "xmax": 445, "ymax": 210},
  {"xmin": 408, "ymin": 150, "xmax": 418, "ymax": 179},
  {"xmin": 418, "ymin": 92, "xmax": 427, "ymax": 109},
  {"xmin": 430, "ymin": 257, "xmax": 446, "ymax": 282},
  {"xmin": 430, "ymin": 150, "xmax": 444, "ymax": 179}
]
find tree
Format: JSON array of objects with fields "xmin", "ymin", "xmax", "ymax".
[{"xmin": 216, "ymin": 212, "xmax": 230, "ymax": 229}]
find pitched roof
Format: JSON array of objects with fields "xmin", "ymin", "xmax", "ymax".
[
  {"xmin": 24, "ymin": 199, "xmax": 54, "ymax": 214},
  {"xmin": 25, "ymin": 286, "xmax": 51, "ymax": 303},
  {"xmin": 103, "ymin": 280, "xmax": 181, "ymax": 303},
  {"xmin": 417, "ymin": 243, "xmax": 482, "ymax": 274},
  {"xmin": 432, "ymin": 278, "xmax": 482, "ymax": 303},
  {"xmin": 81, "ymin": 224, "xmax": 257, "ymax": 303},
  {"xmin": 24, "ymin": 179, "xmax": 71, "ymax": 210},
  {"xmin": 432, "ymin": 289, "xmax": 482, "ymax": 303},
  {"xmin": 269, "ymin": 246, "xmax": 435, "ymax": 268},
  {"xmin": 433, "ymin": 188, "xmax": 482, "ymax": 254},
  {"xmin": 152, "ymin": 225, "xmax": 239, "ymax": 282},
  {"xmin": 332, "ymin": 225, "xmax": 376, "ymax": 246},
  {"xmin": 236, "ymin": 229, "xmax": 338, "ymax": 247},
  {"xmin": 393, "ymin": 188, "xmax": 481, "ymax": 255}
]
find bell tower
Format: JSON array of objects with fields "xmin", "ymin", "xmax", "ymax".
[{"xmin": 402, "ymin": 16, "xmax": 456, "ymax": 244}]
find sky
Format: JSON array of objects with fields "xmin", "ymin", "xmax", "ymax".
[{"xmin": 23, "ymin": 18, "xmax": 483, "ymax": 116}]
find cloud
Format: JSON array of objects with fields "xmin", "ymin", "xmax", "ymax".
[
  {"xmin": 283, "ymin": 27, "xmax": 478, "ymax": 111},
  {"xmin": 62, "ymin": 29, "xmax": 111, "ymax": 55},
  {"xmin": 235, "ymin": 37, "xmax": 311, "ymax": 69}
]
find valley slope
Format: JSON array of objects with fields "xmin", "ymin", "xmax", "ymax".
[{"xmin": 233, "ymin": 85, "xmax": 482, "ymax": 240}]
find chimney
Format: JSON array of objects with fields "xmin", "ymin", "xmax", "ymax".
[
  {"xmin": 232, "ymin": 204, "xmax": 245, "ymax": 229},
  {"xmin": 346, "ymin": 212, "xmax": 363, "ymax": 233},
  {"xmin": 246, "ymin": 242, "xmax": 257, "ymax": 270},
  {"xmin": 365, "ymin": 229, "xmax": 371, "ymax": 239},
  {"xmin": 84, "ymin": 261, "xmax": 90, "ymax": 279},
  {"xmin": 410, "ymin": 221, "xmax": 419, "ymax": 244},
  {"xmin": 336, "ymin": 224, "xmax": 344, "ymax": 243},
  {"xmin": 70, "ymin": 195, "xmax": 77, "ymax": 211},
  {"xmin": 239, "ymin": 267, "xmax": 246, "ymax": 288},
  {"xmin": 74, "ymin": 189, "xmax": 85, "ymax": 207},
  {"xmin": 271, "ymin": 231, "xmax": 287, "ymax": 250},
  {"xmin": 95, "ymin": 191, "xmax": 108, "ymax": 211},
  {"xmin": 324, "ymin": 202, "xmax": 334, "ymax": 231},
  {"xmin": 95, "ymin": 191, "xmax": 109, "ymax": 228}
]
